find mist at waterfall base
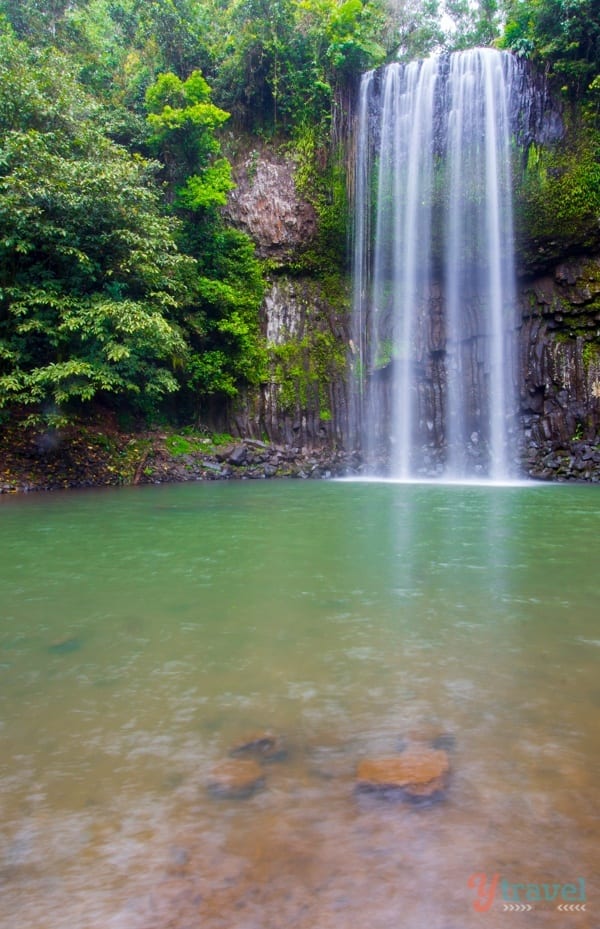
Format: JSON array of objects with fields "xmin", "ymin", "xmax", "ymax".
[{"xmin": 350, "ymin": 48, "xmax": 520, "ymax": 481}]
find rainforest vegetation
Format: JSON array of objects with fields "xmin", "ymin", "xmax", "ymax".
[{"xmin": 0, "ymin": 0, "xmax": 599, "ymax": 431}]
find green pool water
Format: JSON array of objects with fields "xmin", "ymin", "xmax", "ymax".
[{"xmin": 0, "ymin": 479, "xmax": 598, "ymax": 928}]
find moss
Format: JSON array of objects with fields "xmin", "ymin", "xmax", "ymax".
[
  {"xmin": 269, "ymin": 329, "xmax": 347, "ymax": 419},
  {"xmin": 583, "ymin": 341, "xmax": 600, "ymax": 370},
  {"xmin": 165, "ymin": 434, "xmax": 196, "ymax": 456},
  {"xmin": 288, "ymin": 125, "xmax": 349, "ymax": 276},
  {"xmin": 164, "ymin": 429, "xmax": 234, "ymax": 456},
  {"xmin": 514, "ymin": 124, "xmax": 600, "ymax": 272}
]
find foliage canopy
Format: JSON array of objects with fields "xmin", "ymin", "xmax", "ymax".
[
  {"xmin": 0, "ymin": 0, "xmax": 599, "ymax": 428},
  {"xmin": 0, "ymin": 32, "xmax": 196, "ymax": 424}
]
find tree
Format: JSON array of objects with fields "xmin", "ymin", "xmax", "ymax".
[
  {"xmin": 0, "ymin": 33, "xmax": 195, "ymax": 425},
  {"xmin": 0, "ymin": 0, "xmax": 75, "ymax": 43},
  {"xmin": 501, "ymin": 0, "xmax": 600, "ymax": 99},
  {"xmin": 144, "ymin": 70, "xmax": 267, "ymax": 410},
  {"xmin": 145, "ymin": 70, "xmax": 233, "ymax": 201}
]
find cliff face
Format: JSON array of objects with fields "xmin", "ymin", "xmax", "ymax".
[
  {"xmin": 519, "ymin": 257, "xmax": 600, "ymax": 479},
  {"xmin": 223, "ymin": 144, "xmax": 351, "ymax": 450},
  {"xmin": 223, "ymin": 143, "xmax": 600, "ymax": 479},
  {"xmin": 223, "ymin": 147, "xmax": 318, "ymax": 261}
]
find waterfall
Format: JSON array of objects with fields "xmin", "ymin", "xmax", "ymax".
[{"xmin": 350, "ymin": 48, "xmax": 519, "ymax": 480}]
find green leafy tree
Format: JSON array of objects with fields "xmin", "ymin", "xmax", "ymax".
[
  {"xmin": 0, "ymin": 0, "xmax": 75, "ymax": 43},
  {"xmin": 134, "ymin": 0, "xmax": 214, "ymax": 78},
  {"xmin": 146, "ymin": 70, "xmax": 233, "ymax": 201},
  {"xmin": 145, "ymin": 70, "xmax": 267, "ymax": 410},
  {"xmin": 210, "ymin": 0, "xmax": 300, "ymax": 131},
  {"xmin": 501, "ymin": 0, "xmax": 600, "ymax": 99},
  {"xmin": 0, "ymin": 33, "xmax": 195, "ymax": 425},
  {"xmin": 379, "ymin": 0, "xmax": 444, "ymax": 60},
  {"xmin": 441, "ymin": 0, "xmax": 502, "ymax": 50},
  {"xmin": 208, "ymin": 0, "xmax": 387, "ymax": 133}
]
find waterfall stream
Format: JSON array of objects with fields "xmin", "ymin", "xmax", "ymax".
[{"xmin": 350, "ymin": 48, "xmax": 519, "ymax": 480}]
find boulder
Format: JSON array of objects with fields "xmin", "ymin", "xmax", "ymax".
[
  {"xmin": 206, "ymin": 759, "xmax": 265, "ymax": 799},
  {"xmin": 227, "ymin": 444, "xmax": 248, "ymax": 466},
  {"xmin": 356, "ymin": 748, "xmax": 450, "ymax": 802}
]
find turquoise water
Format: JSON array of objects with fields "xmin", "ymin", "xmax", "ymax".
[{"xmin": 0, "ymin": 480, "xmax": 598, "ymax": 927}]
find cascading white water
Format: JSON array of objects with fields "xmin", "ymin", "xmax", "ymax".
[{"xmin": 350, "ymin": 48, "xmax": 519, "ymax": 480}]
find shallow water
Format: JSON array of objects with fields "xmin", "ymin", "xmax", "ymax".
[{"xmin": 0, "ymin": 480, "xmax": 598, "ymax": 927}]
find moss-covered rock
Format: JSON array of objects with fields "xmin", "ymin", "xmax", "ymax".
[{"xmin": 514, "ymin": 125, "xmax": 600, "ymax": 275}]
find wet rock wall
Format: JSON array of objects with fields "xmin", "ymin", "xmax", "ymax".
[
  {"xmin": 519, "ymin": 257, "xmax": 600, "ymax": 479},
  {"xmin": 221, "ymin": 142, "xmax": 600, "ymax": 479},
  {"xmin": 221, "ymin": 142, "xmax": 351, "ymax": 450}
]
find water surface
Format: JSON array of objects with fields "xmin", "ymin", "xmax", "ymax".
[{"xmin": 0, "ymin": 480, "xmax": 598, "ymax": 927}]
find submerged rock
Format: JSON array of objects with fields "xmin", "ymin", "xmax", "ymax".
[
  {"xmin": 207, "ymin": 759, "xmax": 266, "ymax": 799},
  {"xmin": 356, "ymin": 748, "xmax": 450, "ymax": 803},
  {"xmin": 229, "ymin": 732, "xmax": 288, "ymax": 763},
  {"xmin": 48, "ymin": 636, "xmax": 82, "ymax": 654}
]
